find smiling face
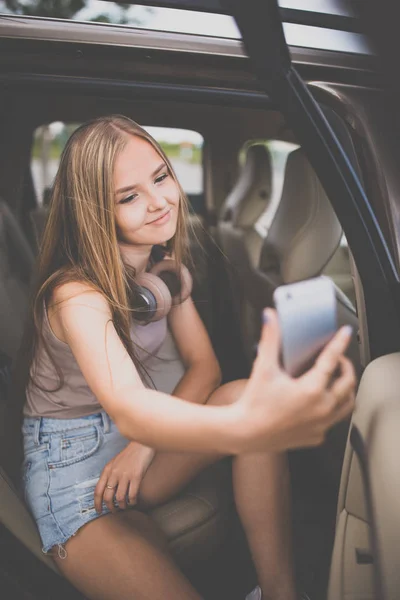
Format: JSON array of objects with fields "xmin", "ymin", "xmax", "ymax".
[{"xmin": 114, "ymin": 135, "xmax": 180, "ymax": 254}]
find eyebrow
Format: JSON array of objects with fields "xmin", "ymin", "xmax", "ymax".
[{"xmin": 115, "ymin": 162, "xmax": 167, "ymax": 195}]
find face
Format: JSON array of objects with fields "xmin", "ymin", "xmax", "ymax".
[{"xmin": 113, "ymin": 135, "xmax": 180, "ymax": 250}]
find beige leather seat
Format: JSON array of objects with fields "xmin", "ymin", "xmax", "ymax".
[
  {"xmin": 244, "ymin": 148, "xmax": 361, "ymax": 486},
  {"xmin": 0, "ymin": 201, "xmax": 234, "ymax": 577},
  {"xmin": 248, "ymin": 148, "xmax": 359, "ymax": 333},
  {"xmin": 218, "ymin": 144, "xmax": 273, "ymax": 362}
]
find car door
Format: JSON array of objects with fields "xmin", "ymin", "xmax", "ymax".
[{"xmin": 117, "ymin": 2, "xmax": 400, "ymax": 599}]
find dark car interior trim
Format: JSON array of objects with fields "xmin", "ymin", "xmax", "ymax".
[{"xmin": 0, "ymin": 73, "xmax": 272, "ymax": 109}]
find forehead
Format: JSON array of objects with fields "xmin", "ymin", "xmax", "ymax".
[{"xmin": 114, "ymin": 135, "xmax": 162, "ymax": 185}]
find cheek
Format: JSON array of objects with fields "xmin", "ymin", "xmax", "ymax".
[
  {"xmin": 116, "ymin": 203, "xmax": 148, "ymax": 238},
  {"xmin": 166, "ymin": 179, "xmax": 180, "ymax": 206}
]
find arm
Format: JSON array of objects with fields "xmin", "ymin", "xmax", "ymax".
[
  {"xmin": 168, "ymin": 296, "xmax": 221, "ymax": 404},
  {"xmin": 51, "ymin": 283, "xmax": 356, "ymax": 455},
  {"xmin": 52, "ymin": 283, "xmax": 240, "ymax": 454}
]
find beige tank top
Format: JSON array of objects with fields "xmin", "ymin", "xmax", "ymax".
[{"xmin": 24, "ymin": 305, "xmax": 167, "ymax": 419}]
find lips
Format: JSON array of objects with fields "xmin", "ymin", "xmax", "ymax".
[{"xmin": 147, "ymin": 209, "xmax": 171, "ymax": 225}]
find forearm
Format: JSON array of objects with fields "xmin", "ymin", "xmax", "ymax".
[
  {"xmin": 172, "ymin": 363, "xmax": 222, "ymax": 404},
  {"xmin": 112, "ymin": 386, "xmax": 246, "ymax": 455}
]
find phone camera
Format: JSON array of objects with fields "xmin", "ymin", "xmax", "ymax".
[{"xmin": 286, "ymin": 292, "xmax": 292, "ymax": 300}]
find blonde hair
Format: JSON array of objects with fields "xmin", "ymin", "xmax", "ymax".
[{"xmin": 19, "ymin": 115, "xmax": 191, "ymax": 392}]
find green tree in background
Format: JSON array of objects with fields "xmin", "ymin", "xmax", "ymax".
[
  {"xmin": 1, "ymin": 1, "xmax": 149, "ymax": 24},
  {"xmin": 3, "ymin": 0, "xmax": 86, "ymax": 18}
]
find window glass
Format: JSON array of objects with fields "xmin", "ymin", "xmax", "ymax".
[
  {"xmin": 31, "ymin": 122, "xmax": 204, "ymax": 213},
  {"xmin": 0, "ymin": 1, "xmax": 240, "ymax": 38},
  {"xmin": 0, "ymin": 1, "xmax": 371, "ymax": 53}
]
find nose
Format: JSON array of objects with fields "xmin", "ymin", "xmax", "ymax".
[{"xmin": 147, "ymin": 188, "xmax": 168, "ymax": 212}]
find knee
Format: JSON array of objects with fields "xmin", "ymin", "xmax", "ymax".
[{"xmin": 207, "ymin": 378, "xmax": 248, "ymax": 407}]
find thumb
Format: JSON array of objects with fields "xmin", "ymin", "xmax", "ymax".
[{"xmin": 255, "ymin": 308, "xmax": 282, "ymax": 372}]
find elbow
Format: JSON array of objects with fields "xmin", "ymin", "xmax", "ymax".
[
  {"xmin": 114, "ymin": 416, "xmax": 131, "ymax": 440},
  {"xmin": 112, "ymin": 402, "xmax": 141, "ymax": 441}
]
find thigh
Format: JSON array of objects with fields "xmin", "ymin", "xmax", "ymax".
[
  {"xmin": 138, "ymin": 379, "xmax": 247, "ymax": 508},
  {"xmin": 54, "ymin": 510, "xmax": 201, "ymax": 600}
]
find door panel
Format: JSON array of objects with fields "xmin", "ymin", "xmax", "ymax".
[{"xmin": 328, "ymin": 353, "xmax": 400, "ymax": 600}]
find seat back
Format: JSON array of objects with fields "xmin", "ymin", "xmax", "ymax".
[
  {"xmin": 245, "ymin": 148, "xmax": 361, "ymax": 489},
  {"xmin": 217, "ymin": 144, "xmax": 273, "ymax": 359},
  {"xmin": 259, "ymin": 147, "xmax": 342, "ymax": 290},
  {"xmin": 0, "ymin": 200, "xmax": 35, "ymax": 358},
  {"xmin": 30, "ymin": 205, "xmax": 49, "ymax": 253}
]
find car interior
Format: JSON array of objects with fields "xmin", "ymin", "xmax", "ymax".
[
  {"xmin": 0, "ymin": 83, "xmax": 365, "ymax": 599},
  {"xmin": 1, "ymin": 3, "xmax": 394, "ymax": 600}
]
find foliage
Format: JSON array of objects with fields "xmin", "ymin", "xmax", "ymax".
[
  {"xmin": 1, "ymin": 1, "xmax": 148, "ymax": 24},
  {"xmin": 3, "ymin": 0, "xmax": 86, "ymax": 18}
]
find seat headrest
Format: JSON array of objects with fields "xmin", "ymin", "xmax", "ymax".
[
  {"xmin": 0, "ymin": 200, "xmax": 34, "ymax": 284},
  {"xmin": 220, "ymin": 144, "xmax": 272, "ymax": 228},
  {"xmin": 259, "ymin": 148, "xmax": 342, "ymax": 283}
]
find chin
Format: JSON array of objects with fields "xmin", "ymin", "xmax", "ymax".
[
  {"xmin": 150, "ymin": 225, "xmax": 178, "ymax": 245},
  {"xmin": 151, "ymin": 231, "xmax": 176, "ymax": 245}
]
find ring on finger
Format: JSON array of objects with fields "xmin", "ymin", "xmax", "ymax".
[{"xmin": 106, "ymin": 484, "xmax": 117, "ymax": 490}]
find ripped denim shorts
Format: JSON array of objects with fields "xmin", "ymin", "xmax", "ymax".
[{"xmin": 21, "ymin": 412, "xmax": 129, "ymax": 555}]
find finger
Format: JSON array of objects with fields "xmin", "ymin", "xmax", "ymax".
[
  {"xmin": 254, "ymin": 308, "xmax": 281, "ymax": 373},
  {"xmin": 115, "ymin": 478, "xmax": 129, "ymax": 510},
  {"xmin": 94, "ymin": 468, "xmax": 110, "ymax": 513},
  {"xmin": 103, "ymin": 482, "xmax": 118, "ymax": 512},
  {"xmin": 128, "ymin": 480, "xmax": 139, "ymax": 507},
  {"xmin": 313, "ymin": 325, "xmax": 353, "ymax": 387}
]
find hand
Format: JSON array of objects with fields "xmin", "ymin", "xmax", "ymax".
[
  {"xmin": 94, "ymin": 442, "xmax": 155, "ymax": 513},
  {"xmin": 238, "ymin": 309, "xmax": 356, "ymax": 452}
]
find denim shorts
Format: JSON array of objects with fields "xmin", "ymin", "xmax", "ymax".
[{"xmin": 21, "ymin": 412, "xmax": 130, "ymax": 554}]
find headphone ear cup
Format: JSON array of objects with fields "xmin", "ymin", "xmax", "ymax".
[
  {"xmin": 150, "ymin": 259, "xmax": 193, "ymax": 305},
  {"xmin": 134, "ymin": 272, "xmax": 172, "ymax": 322}
]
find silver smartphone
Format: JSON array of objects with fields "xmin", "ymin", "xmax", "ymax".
[{"xmin": 273, "ymin": 276, "xmax": 337, "ymax": 377}]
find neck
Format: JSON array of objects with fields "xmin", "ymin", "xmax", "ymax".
[{"xmin": 119, "ymin": 243, "xmax": 152, "ymax": 274}]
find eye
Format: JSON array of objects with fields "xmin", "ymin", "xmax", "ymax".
[
  {"xmin": 155, "ymin": 172, "xmax": 168, "ymax": 184},
  {"xmin": 119, "ymin": 193, "xmax": 138, "ymax": 205}
]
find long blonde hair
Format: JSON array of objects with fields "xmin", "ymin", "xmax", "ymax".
[{"xmin": 19, "ymin": 115, "xmax": 190, "ymax": 395}]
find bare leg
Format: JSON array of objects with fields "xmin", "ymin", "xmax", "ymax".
[
  {"xmin": 54, "ymin": 380, "xmax": 295, "ymax": 600},
  {"xmin": 53, "ymin": 510, "xmax": 201, "ymax": 600},
  {"xmin": 233, "ymin": 452, "xmax": 295, "ymax": 600},
  {"xmin": 139, "ymin": 380, "xmax": 296, "ymax": 600}
]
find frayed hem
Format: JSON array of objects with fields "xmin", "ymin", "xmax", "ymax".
[{"xmin": 41, "ymin": 509, "xmax": 111, "ymax": 555}]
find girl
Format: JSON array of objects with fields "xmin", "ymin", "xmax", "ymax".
[{"xmin": 19, "ymin": 115, "xmax": 355, "ymax": 600}]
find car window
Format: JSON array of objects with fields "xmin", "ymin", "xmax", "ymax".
[
  {"xmin": 0, "ymin": 1, "xmax": 240, "ymax": 39},
  {"xmin": 31, "ymin": 122, "xmax": 204, "ymax": 214},
  {"xmin": 0, "ymin": 1, "xmax": 372, "ymax": 54}
]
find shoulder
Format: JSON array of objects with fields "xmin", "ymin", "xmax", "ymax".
[
  {"xmin": 50, "ymin": 281, "xmax": 110, "ymax": 313},
  {"xmin": 48, "ymin": 281, "xmax": 112, "ymax": 344}
]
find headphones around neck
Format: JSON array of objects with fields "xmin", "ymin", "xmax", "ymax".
[{"xmin": 132, "ymin": 258, "xmax": 193, "ymax": 324}]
